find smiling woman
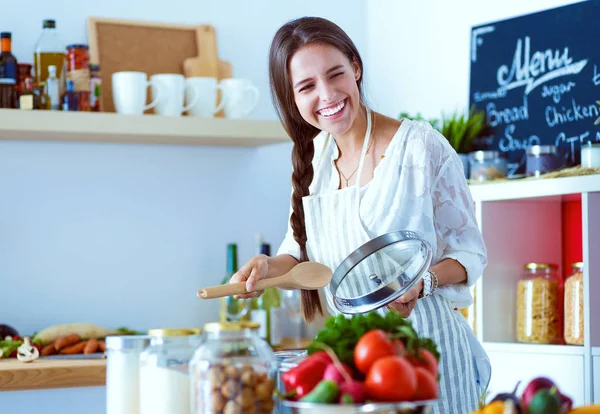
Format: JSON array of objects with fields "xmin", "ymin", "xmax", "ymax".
[{"xmin": 227, "ymin": 16, "xmax": 491, "ymax": 414}]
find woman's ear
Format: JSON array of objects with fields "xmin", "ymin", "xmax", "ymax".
[{"xmin": 353, "ymin": 59, "xmax": 361, "ymax": 81}]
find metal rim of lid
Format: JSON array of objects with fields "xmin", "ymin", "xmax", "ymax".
[
  {"xmin": 524, "ymin": 262, "xmax": 559, "ymax": 270},
  {"xmin": 203, "ymin": 321, "xmax": 259, "ymax": 333},
  {"xmin": 470, "ymin": 150, "xmax": 500, "ymax": 162},
  {"xmin": 329, "ymin": 230, "xmax": 432, "ymax": 314},
  {"xmin": 147, "ymin": 328, "xmax": 201, "ymax": 337},
  {"xmin": 105, "ymin": 335, "xmax": 151, "ymax": 350},
  {"xmin": 526, "ymin": 145, "xmax": 557, "ymax": 156}
]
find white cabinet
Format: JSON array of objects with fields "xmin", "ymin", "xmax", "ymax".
[
  {"xmin": 485, "ymin": 345, "xmax": 585, "ymax": 406},
  {"xmin": 469, "ymin": 175, "xmax": 600, "ymax": 405}
]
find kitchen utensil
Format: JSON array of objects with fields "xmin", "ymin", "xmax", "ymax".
[
  {"xmin": 182, "ymin": 25, "xmax": 218, "ymax": 79},
  {"xmin": 112, "ymin": 71, "xmax": 161, "ymax": 115},
  {"xmin": 150, "ymin": 73, "xmax": 199, "ymax": 116},
  {"xmin": 197, "ymin": 262, "xmax": 333, "ymax": 299},
  {"xmin": 184, "ymin": 77, "xmax": 227, "ymax": 117},
  {"xmin": 328, "ymin": 230, "xmax": 433, "ymax": 314},
  {"xmin": 221, "ymin": 78, "xmax": 260, "ymax": 119},
  {"xmin": 279, "ymin": 399, "xmax": 435, "ymax": 414}
]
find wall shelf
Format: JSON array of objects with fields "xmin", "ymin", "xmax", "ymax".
[
  {"xmin": 0, "ymin": 358, "xmax": 106, "ymax": 391},
  {"xmin": 0, "ymin": 109, "xmax": 289, "ymax": 147}
]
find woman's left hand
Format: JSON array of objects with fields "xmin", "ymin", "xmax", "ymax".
[{"xmin": 387, "ymin": 279, "xmax": 423, "ymax": 318}]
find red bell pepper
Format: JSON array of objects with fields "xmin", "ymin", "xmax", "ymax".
[{"xmin": 281, "ymin": 351, "xmax": 332, "ymax": 396}]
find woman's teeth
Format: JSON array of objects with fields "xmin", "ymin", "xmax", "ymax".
[{"xmin": 319, "ymin": 100, "xmax": 345, "ymax": 117}]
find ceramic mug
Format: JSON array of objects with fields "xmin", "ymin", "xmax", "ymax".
[
  {"xmin": 112, "ymin": 71, "xmax": 161, "ymax": 115},
  {"xmin": 150, "ymin": 74, "xmax": 200, "ymax": 117},
  {"xmin": 185, "ymin": 77, "xmax": 227, "ymax": 118},
  {"xmin": 220, "ymin": 79, "xmax": 260, "ymax": 119}
]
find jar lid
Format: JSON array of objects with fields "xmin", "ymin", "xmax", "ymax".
[
  {"xmin": 572, "ymin": 262, "xmax": 584, "ymax": 269},
  {"xmin": 469, "ymin": 150, "xmax": 500, "ymax": 161},
  {"xmin": 43, "ymin": 20, "xmax": 56, "ymax": 29},
  {"xmin": 526, "ymin": 145, "xmax": 557, "ymax": 156},
  {"xmin": 203, "ymin": 321, "xmax": 260, "ymax": 333},
  {"xmin": 105, "ymin": 335, "xmax": 150, "ymax": 350},
  {"xmin": 147, "ymin": 328, "xmax": 201, "ymax": 337},
  {"xmin": 524, "ymin": 262, "xmax": 559, "ymax": 270},
  {"xmin": 66, "ymin": 43, "xmax": 89, "ymax": 50}
]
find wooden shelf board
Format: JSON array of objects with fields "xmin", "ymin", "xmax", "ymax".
[
  {"xmin": 483, "ymin": 342, "xmax": 585, "ymax": 356},
  {"xmin": 0, "ymin": 358, "xmax": 106, "ymax": 392},
  {"xmin": 0, "ymin": 109, "xmax": 289, "ymax": 147},
  {"xmin": 469, "ymin": 174, "xmax": 600, "ymax": 202}
]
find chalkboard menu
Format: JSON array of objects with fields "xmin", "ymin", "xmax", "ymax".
[{"xmin": 469, "ymin": 1, "xmax": 600, "ymax": 172}]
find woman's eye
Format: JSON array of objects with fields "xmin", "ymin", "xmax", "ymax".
[
  {"xmin": 331, "ymin": 72, "xmax": 344, "ymax": 78},
  {"xmin": 300, "ymin": 84, "xmax": 314, "ymax": 93}
]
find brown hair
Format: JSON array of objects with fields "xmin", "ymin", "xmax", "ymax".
[{"xmin": 268, "ymin": 17, "xmax": 365, "ymax": 322}]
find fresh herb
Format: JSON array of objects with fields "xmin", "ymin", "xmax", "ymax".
[
  {"xmin": 307, "ymin": 312, "xmax": 440, "ymax": 370},
  {"xmin": 0, "ymin": 340, "xmax": 23, "ymax": 358}
]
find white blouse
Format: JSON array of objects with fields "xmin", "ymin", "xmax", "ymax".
[{"xmin": 277, "ymin": 119, "xmax": 487, "ymax": 309}]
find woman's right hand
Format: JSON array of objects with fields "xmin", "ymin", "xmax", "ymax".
[{"xmin": 231, "ymin": 254, "xmax": 269, "ymax": 299}]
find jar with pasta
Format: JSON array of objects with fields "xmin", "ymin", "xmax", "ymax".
[
  {"xmin": 564, "ymin": 262, "xmax": 584, "ymax": 345},
  {"xmin": 190, "ymin": 321, "xmax": 278, "ymax": 414},
  {"xmin": 516, "ymin": 263, "xmax": 562, "ymax": 344}
]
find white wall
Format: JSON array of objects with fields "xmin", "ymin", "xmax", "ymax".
[
  {"xmin": 0, "ymin": 1, "xmax": 366, "ymax": 412},
  {"xmin": 365, "ymin": 0, "xmax": 585, "ymax": 121}
]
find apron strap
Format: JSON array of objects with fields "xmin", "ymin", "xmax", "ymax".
[{"xmin": 353, "ymin": 108, "xmax": 373, "ymax": 236}]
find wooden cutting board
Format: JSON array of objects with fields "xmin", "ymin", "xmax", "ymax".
[
  {"xmin": 183, "ymin": 25, "xmax": 219, "ymax": 78},
  {"xmin": 216, "ymin": 59, "xmax": 233, "ymax": 118}
]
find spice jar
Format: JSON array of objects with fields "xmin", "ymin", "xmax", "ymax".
[
  {"xmin": 565, "ymin": 262, "xmax": 584, "ymax": 345},
  {"xmin": 65, "ymin": 43, "xmax": 90, "ymax": 111},
  {"xmin": 516, "ymin": 263, "xmax": 562, "ymax": 344},
  {"xmin": 105, "ymin": 335, "xmax": 150, "ymax": 414},
  {"xmin": 526, "ymin": 145, "xmax": 563, "ymax": 177},
  {"xmin": 469, "ymin": 150, "xmax": 508, "ymax": 182},
  {"xmin": 190, "ymin": 321, "xmax": 278, "ymax": 414},
  {"xmin": 139, "ymin": 328, "xmax": 204, "ymax": 414}
]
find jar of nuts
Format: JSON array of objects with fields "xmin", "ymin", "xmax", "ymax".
[
  {"xmin": 564, "ymin": 262, "xmax": 584, "ymax": 345},
  {"xmin": 190, "ymin": 321, "xmax": 278, "ymax": 414},
  {"xmin": 139, "ymin": 328, "xmax": 204, "ymax": 414},
  {"xmin": 516, "ymin": 263, "xmax": 562, "ymax": 344}
]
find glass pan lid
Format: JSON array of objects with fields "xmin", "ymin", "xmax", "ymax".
[{"xmin": 329, "ymin": 231, "xmax": 432, "ymax": 314}]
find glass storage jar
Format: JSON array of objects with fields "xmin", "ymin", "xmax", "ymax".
[
  {"xmin": 469, "ymin": 150, "xmax": 508, "ymax": 182},
  {"xmin": 190, "ymin": 321, "xmax": 278, "ymax": 414},
  {"xmin": 564, "ymin": 262, "xmax": 584, "ymax": 345},
  {"xmin": 139, "ymin": 328, "xmax": 204, "ymax": 414},
  {"xmin": 105, "ymin": 335, "xmax": 150, "ymax": 414},
  {"xmin": 516, "ymin": 263, "xmax": 562, "ymax": 344}
]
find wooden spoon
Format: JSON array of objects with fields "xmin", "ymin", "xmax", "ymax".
[{"xmin": 197, "ymin": 262, "xmax": 333, "ymax": 299}]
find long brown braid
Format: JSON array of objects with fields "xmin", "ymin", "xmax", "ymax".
[{"xmin": 268, "ymin": 17, "xmax": 365, "ymax": 322}]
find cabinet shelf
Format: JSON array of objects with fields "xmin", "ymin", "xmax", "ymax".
[
  {"xmin": 0, "ymin": 109, "xmax": 289, "ymax": 147},
  {"xmin": 483, "ymin": 342, "xmax": 585, "ymax": 356},
  {"xmin": 0, "ymin": 358, "xmax": 106, "ymax": 391}
]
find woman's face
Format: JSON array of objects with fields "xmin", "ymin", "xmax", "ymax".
[{"xmin": 289, "ymin": 43, "xmax": 361, "ymax": 136}]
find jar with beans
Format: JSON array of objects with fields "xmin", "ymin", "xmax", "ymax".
[{"xmin": 190, "ymin": 321, "xmax": 278, "ymax": 414}]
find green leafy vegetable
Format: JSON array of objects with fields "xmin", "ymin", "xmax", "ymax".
[{"xmin": 307, "ymin": 312, "xmax": 440, "ymax": 370}]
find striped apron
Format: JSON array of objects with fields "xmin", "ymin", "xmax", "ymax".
[{"xmin": 302, "ymin": 109, "xmax": 486, "ymax": 413}]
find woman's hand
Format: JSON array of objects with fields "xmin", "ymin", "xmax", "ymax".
[
  {"xmin": 387, "ymin": 279, "xmax": 423, "ymax": 318},
  {"xmin": 230, "ymin": 254, "xmax": 269, "ymax": 299}
]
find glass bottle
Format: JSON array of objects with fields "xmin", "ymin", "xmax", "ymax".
[
  {"xmin": 0, "ymin": 78, "xmax": 18, "ymax": 108},
  {"xmin": 251, "ymin": 243, "xmax": 282, "ymax": 347},
  {"xmin": 190, "ymin": 321, "xmax": 277, "ymax": 414},
  {"xmin": 45, "ymin": 65, "xmax": 60, "ymax": 110},
  {"xmin": 0, "ymin": 32, "xmax": 18, "ymax": 82},
  {"xmin": 564, "ymin": 262, "xmax": 584, "ymax": 345},
  {"xmin": 65, "ymin": 44, "xmax": 90, "ymax": 111},
  {"xmin": 516, "ymin": 263, "xmax": 562, "ymax": 344},
  {"xmin": 33, "ymin": 83, "xmax": 51, "ymax": 109},
  {"xmin": 19, "ymin": 78, "xmax": 36, "ymax": 110},
  {"xmin": 139, "ymin": 328, "xmax": 204, "ymax": 414},
  {"xmin": 89, "ymin": 64, "xmax": 102, "ymax": 112},
  {"xmin": 33, "ymin": 19, "xmax": 65, "ymax": 86},
  {"xmin": 62, "ymin": 79, "xmax": 79, "ymax": 111},
  {"xmin": 220, "ymin": 243, "xmax": 250, "ymax": 322}
]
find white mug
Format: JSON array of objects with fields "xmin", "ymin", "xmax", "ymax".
[
  {"xmin": 185, "ymin": 77, "xmax": 227, "ymax": 118},
  {"xmin": 150, "ymin": 74, "xmax": 199, "ymax": 117},
  {"xmin": 221, "ymin": 79, "xmax": 260, "ymax": 119},
  {"xmin": 112, "ymin": 71, "xmax": 161, "ymax": 116}
]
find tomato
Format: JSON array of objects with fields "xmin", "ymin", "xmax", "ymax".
[
  {"xmin": 392, "ymin": 338, "xmax": 406, "ymax": 356},
  {"xmin": 354, "ymin": 330, "xmax": 396, "ymax": 374},
  {"xmin": 407, "ymin": 348, "xmax": 438, "ymax": 378},
  {"xmin": 365, "ymin": 356, "xmax": 417, "ymax": 402},
  {"xmin": 413, "ymin": 367, "xmax": 438, "ymax": 401}
]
